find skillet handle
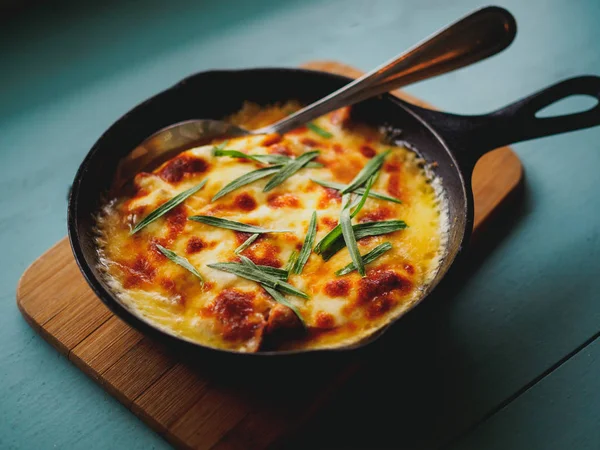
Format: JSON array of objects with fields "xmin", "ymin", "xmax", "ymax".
[{"xmin": 406, "ymin": 76, "xmax": 600, "ymax": 168}]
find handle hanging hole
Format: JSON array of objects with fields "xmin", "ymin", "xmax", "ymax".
[{"xmin": 535, "ymin": 94, "xmax": 599, "ymax": 118}]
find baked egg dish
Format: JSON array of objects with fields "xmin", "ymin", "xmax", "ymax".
[{"xmin": 95, "ymin": 102, "xmax": 447, "ymax": 352}]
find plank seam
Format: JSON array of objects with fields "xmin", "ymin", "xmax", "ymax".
[
  {"xmin": 443, "ymin": 329, "xmax": 600, "ymax": 449},
  {"xmin": 65, "ymin": 313, "xmax": 114, "ymax": 356}
]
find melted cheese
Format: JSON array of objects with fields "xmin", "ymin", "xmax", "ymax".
[{"xmin": 95, "ymin": 103, "xmax": 447, "ymax": 352}]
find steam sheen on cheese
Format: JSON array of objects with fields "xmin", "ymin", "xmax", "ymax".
[{"xmin": 95, "ymin": 103, "xmax": 446, "ymax": 352}]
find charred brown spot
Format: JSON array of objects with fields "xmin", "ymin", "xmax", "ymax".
[
  {"xmin": 404, "ymin": 263, "xmax": 415, "ymax": 275},
  {"xmin": 160, "ymin": 277, "xmax": 177, "ymax": 292},
  {"xmin": 262, "ymin": 134, "xmax": 282, "ymax": 146},
  {"xmin": 268, "ymin": 143, "xmax": 293, "ymax": 156},
  {"xmin": 267, "ymin": 193, "xmax": 301, "ymax": 209},
  {"xmin": 357, "ymin": 269, "xmax": 412, "ymax": 318},
  {"xmin": 387, "ymin": 173, "xmax": 402, "ymax": 199},
  {"xmin": 320, "ymin": 216, "xmax": 338, "ymax": 231},
  {"xmin": 234, "ymin": 193, "xmax": 257, "ymax": 211},
  {"xmin": 384, "ymin": 160, "xmax": 402, "ymax": 173},
  {"xmin": 358, "ymin": 269, "xmax": 410, "ymax": 302},
  {"xmin": 245, "ymin": 242, "xmax": 282, "ymax": 268},
  {"xmin": 315, "ymin": 311, "xmax": 335, "ymax": 329},
  {"xmin": 360, "ymin": 145, "xmax": 376, "ymax": 158},
  {"xmin": 123, "ymin": 255, "xmax": 156, "ymax": 288},
  {"xmin": 317, "ymin": 187, "xmax": 342, "ymax": 209},
  {"xmin": 165, "ymin": 205, "xmax": 187, "ymax": 240},
  {"xmin": 207, "ymin": 289, "xmax": 264, "ymax": 341},
  {"xmin": 301, "ymin": 137, "xmax": 319, "ymax": 148},
  {"xmin": 186, "ymin": 236, "xmax": 207, "ymax": 254},
  {"xmin": 332, "ymin": 143, "xmax": 345, "ymax": 154},
  {"xmin": 234, "ymin": 231, "xmax": 257, "ymax": 245},
  {"xmin": 245, "ymin": 254, "xmax": 282, "ymax": 268},
  {"xmin": 358, "ymin": 207, "xmax": 392, "ymax": 223},
  {"xmin": 324, "ymin": 279, "xmax": 351, "ymax": 297},
  {"xmin": 157, "ymin": 155, "xmax": 209, "ymax": 183}
]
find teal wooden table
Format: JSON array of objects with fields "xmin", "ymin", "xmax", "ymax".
[{"xmin": 1, "ymin": 0, "xmax": 599, "ymax": 448}]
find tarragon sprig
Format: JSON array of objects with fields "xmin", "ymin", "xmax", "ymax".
[
  {"xmin": 130, "ymin": 179, "xmax": 207, "ymax": 234},
  {"xmin": 156, "ymin": 245, "xmax": 204, "ymax": 285}
]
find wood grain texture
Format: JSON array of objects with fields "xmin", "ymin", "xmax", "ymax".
[{"xmin": 16, "ymin": 61, "xmax": 522, "ymax": 450}]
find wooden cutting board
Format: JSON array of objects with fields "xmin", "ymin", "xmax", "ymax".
[{"xmin": 16, "ymin": 61, "xmax": 523, "ymax": 450}]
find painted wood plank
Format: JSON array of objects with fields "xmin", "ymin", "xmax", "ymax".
[
  {"xmin": 43, "ymin": 293, "xmax": 112, "ymax": 352},
  {"xmin": 16, "ymin": 241, "xmax": 83, "ymax": 327},
  {"xmin": 450, "ymin": 336, "xmax": 600, "ymax": 450},
  {"xmin": 70, "ymin": 316, "xmax": 143, "ymax": 378},
  {"xmin": 100, "ymin": 338, "xmax": 176, "ymax": 406},
  {"xmin": 131, "ymin": 364, "xmax": 211, "ymax": 433}
]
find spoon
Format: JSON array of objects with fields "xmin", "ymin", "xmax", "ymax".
[{"xmin": 115, "ymin": 6, "xmax": 516, "ymax": 187}]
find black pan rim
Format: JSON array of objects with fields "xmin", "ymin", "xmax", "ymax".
[{"xmin": 67, "ymin": 67, "xmax": 472, "ymax": 357}]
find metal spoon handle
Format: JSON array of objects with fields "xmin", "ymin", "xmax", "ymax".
[{"xmin": 256, "ymin": 6, "xmax": 516, "ymax": 135}]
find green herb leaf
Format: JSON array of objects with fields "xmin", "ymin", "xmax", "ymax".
[
  {"xmin": 189, "ymin": 215, "xmax": 288, "ymax": 233},
  {"xmin": 350, "ymin": 175, "xmax": 375, "ymax": 218},
  {"xmin": 342, "ymin": 192, "xmax": 355, "ymax": 210},
  {"xmin": 207, "ymin": 261, "xmax": 308, "ymax": 298},
  {"xmin": 285, "ymin": 251, "xmax": 299, "ymax": 273},
  {"xmin": 293, "ymin": 211, "xmax": 317, "ymax": 275},
  {"xmin": 335, "ymin": 242, "xmax": 393, "ymax": 276},
  {"xmin": 261, "ymin": 284, "xmax": 306, "ymax": 327},
  {"xmin": 211, "ymin": 165, "xmax": 283, "ymax": 201},
  {"xmin": 341, "ymin": 149, "xmax": 392, "ymax": 194},
  {"xmin": 258, "ymin": 265, "xmax": 289, "ymax": 280},
  {"xmin": 305, "ymin": 161, "xmax": 324, "ymax": 168},
  {"xmin": 319, "ymin": 220, "xmax": 407, "ymax": 261},
  {"xmin": 130, "ymin": 179, "xmax": 207, "ymax": 234},
  {"xmin": 313, "ymin": 182, "xmax": 372, "ymax": 256},
  {"xmin": 213, "ymin": 149, "xmax": 322, "ymax": 168},
  {"xmin": 313, "ymin": 222, "xmax": 339, "ymax": 255},
  {"xmin": 263, "ymin": 151, "xmax": 320, "ymax": 192},
  {"xmin": 239, "ymin": 254, "xmax": 259, "ymax": 269},
  {"xmin": 340, "ymin": 204, "xmax": 364, "ymax": 276},
  {"xmin": 307, "ymin": 122, "xmax": 333, "ymax": 138},
  {"xmin": 239, "ymin": 255, "xmax": 288, "ymax": 280},
  {"xmin": 310, "ymin": 179, "xmax": 401, "ymax": 204},
  {"xmin": 213, "ymin": 149, "xmax": 288, "ymax": 165},
  {"xmin": 234, "ymin": 233, "xmax": 259, "ymax": 254},
  {"xmin": 156, "ymin": 244, "xmax": 204, "ymax": 285}
]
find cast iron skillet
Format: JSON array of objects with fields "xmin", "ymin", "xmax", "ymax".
[{"xmin": 68, "ymin": 68, "xmax": 600, "ymax": 358}]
